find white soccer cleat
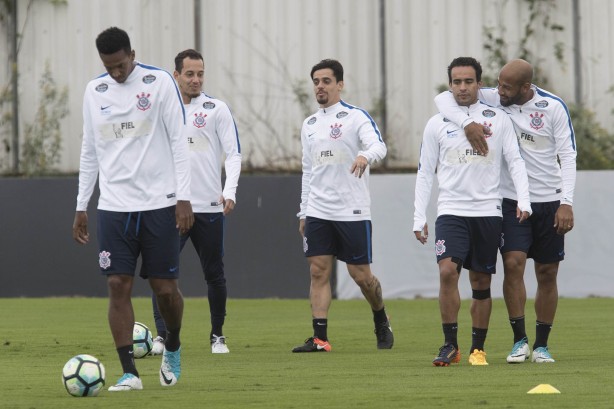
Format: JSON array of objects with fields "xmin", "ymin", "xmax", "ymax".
[
  {"xmin": 108, "ymin": 373, "xmax": 143, "ymax": 392},
  {"xmin": 506, "ymin": 337, "xmax": 530, "ymax": 363},
  {"xmin": 160, "ymin": 347, "xmax": 181, "ymax": 386},
  {"xmin": 532, "ymin": 346, "xmax": 555, "ymax": 363},
  {"xmin": 211, "ymin": 335, "xmax": 230, "ymax": 354},
  {"xmin": 151, "ymin": 336, "xmax": 165, "ymax": 356}
]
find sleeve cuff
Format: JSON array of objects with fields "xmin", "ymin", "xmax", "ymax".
[{"xmin": 462, "ymin": 118, "xmax": 475, "ymax": 129}]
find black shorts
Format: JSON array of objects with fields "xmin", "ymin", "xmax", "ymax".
[
  {"xmin": 500, "ymin": 198, "xmax": 564, "ymax": 263},
  {"xmin": 434, "ymin": 215, "xmax": 502, "ymax": 274},
  {"xmin": 303, "ymin": 216, "xmax": 372, "ymax": 265},
  {"xmin": 97, "ymin": 206, "xmax": 180, "ymax": 278}
]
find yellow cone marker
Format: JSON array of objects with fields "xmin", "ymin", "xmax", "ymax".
[{"xmin": 527, "ymin": 384, "xmax": 561, "ymax": 394}]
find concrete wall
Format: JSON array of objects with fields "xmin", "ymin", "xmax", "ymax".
[
  {"xmin": 0, "ymin": 175, "xmax": 309, "ymax": 298},
  {"xmin": 338, "ymin": 171, "xmax": 614, "ymax": 299},
  {"xmin": 1, "ymin": 172, "xmax": 612, "ymax": 299}
]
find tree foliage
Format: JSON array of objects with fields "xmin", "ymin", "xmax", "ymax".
[
  {"xmin": 570, "ymin": 104, "xmax": 614, "ymax": 170},
  {"xmin": 482, "ymin": 0, "xmax": 614, "ymax": 169},
  {"xmin": 0, "ymin": 0, "xmax": 67, "ymax": 175},
  {"xmin": 482, "ymin": 0, "xmax": 564, "ymax": 88},
  {"xmin": 20, "ymin": 62, "xmax": 68, "ymax": 176}
]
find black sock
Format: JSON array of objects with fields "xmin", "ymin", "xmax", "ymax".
[
  {"xmin": 442, "ymin": 323, "xmax": 458, "ymax": 349},
  {"xmin": 165, "ymin": 327, "xmax": 181, "ymax": 352},
  {"xmin": 509, "ymin": 315, "xmax": 527, "ymax": 343},
  {"xmin": 471, "ymin": 327, "xmax": 488, "ymax": 352},
  {"xmin": 372, "ymin": 307, "xmax": 388, "ymax": 325},
  {"xmin": 533, "ymin": 321, "xmax": 552, "ymax": 349},
  {"xmin": 313, "ymin": 318, "xmax": 328, "ymax": 341},
  {"xmin": 117, "ymin": 345, "xmax": 138, "ymax": 377}
]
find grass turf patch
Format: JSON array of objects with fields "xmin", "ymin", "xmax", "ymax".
[{"xmin": 1, "ymin": 297, "xmax": 612, "ymax": 408}]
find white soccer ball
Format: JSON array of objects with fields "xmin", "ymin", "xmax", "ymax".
[
  {"xmin": 62, "ymin": 354, "xmax": 105, "ymax": 397},
  {"xmin": 133, "ymin": 321, "xmax": 153, "ymax": 358}
]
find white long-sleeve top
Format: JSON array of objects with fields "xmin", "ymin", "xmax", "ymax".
[
  {"xmin": 77, "ymin": 63, "xmax": 190, "ymax": 212},
  {"xmin": 413, "ymin": 101, "xmax": 531, "ymax": 232},
  {"xmin": 185, "ymin": 92, "xmax": 241, "ymax": 213},
  {"xmin": 435, "ymin": 85, "xmax": 576, "ymax": 205},
  {"xmin": 299, "ymin": 100, "xmax": 387, "ymax": 221}
]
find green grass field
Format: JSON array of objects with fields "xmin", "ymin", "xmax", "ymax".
[{"xmin": 1, "ymin": 297, "xmax": 613, "ymax": 408}]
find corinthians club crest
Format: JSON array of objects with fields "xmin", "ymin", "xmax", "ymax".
[
  {"xmin": 99, "ymin": 250, "xmax": 111, "ymax": 269},
  {"xmin": 482, "ymin": 121, "xmax": 493, "ymax": 138},
  {"xmin": 435, "ymin": 239, "xmax": 446, "ymax": 256},
  {"xmin": 136, "ymin": 92, "xmax": 152, "ymax": 111},
  {"xmin": 330, "ymin": 123, "xmax": 343, "ymax": 139},
  {"xmin": 529, "ymin": 111, "xmax": 544, "ymax": 130},
  {"xmin": 193, "ymin": 112, "xmax": 207, "ymax": 128}
]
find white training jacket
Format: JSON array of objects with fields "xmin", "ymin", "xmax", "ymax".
[
  {"xmin": 298, "ymin": 100, "xmax": 387, "ymax": 221},
  {"xmin": 435, "ymin": 85, "xmax": 576, "ymax": 205},
  {"xmin": 413, "ymin": 101, "xmax": 532, "ymax": 233},
  {"xmin": 185, "ymin": 92, "xmax": 241, "ymax": 213},
  {"xmin": 77, "ymin": 63, "xmax": 190, "ymax": 212}
]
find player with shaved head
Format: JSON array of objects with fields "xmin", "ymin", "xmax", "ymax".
[{"xmin": 435, "ymin": 58, "xmax": 577, "ymax": 364}]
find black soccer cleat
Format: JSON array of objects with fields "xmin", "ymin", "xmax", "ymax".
[
  {"xmin": 292, "ymin": 337, "xmax": 332, "ymax": 352},
  {"xmin": 433, "ymin": 343, "xmax": 461, "ymax": 366},
  {"xmin": 375, "ymin": 321, "xmax": 394, "ymax": 349}
]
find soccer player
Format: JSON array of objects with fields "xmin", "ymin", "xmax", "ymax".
[
  {"xmin": 293, "ymin": 59, "xmax": 393, "ymax": 353},
  {"xmin": 150, "ymin": 49, "xmax": 241, "ymax": 355},
  {"xmin": 434, "ymin": 59, "xmax": 576, "ymax": 363},
  {"xmin": 414, "ymin": 57, "xmax": 532, "ymax": 366},
  {"xmin": 72, "ymin": 27, "xmax": 193, "ymax": 390}
]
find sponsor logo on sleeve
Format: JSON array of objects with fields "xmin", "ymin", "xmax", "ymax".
[
  {"xmin": 203, "ymin": 101, "xmax": 216, "ymax": 109},
  {"xmin": 142, "ymin": 74, "xmax": 156, "ymax": 84},
  {"xmin": 535, "ymin": 100, "xmax": 549, "ymax": 108},
  {"xmin": 95, "ymin": 83, "xmax": 108, "ymax": 93},
  {"xmin": 307, "ymin": 117, "xmax": 317, "ymax": 125}
]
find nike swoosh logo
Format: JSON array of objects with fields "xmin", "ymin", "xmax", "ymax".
[
  {"xmin": 316, "ymin": 343, "xmax": 328, "ymax": 350},
  {"xmin": 486, "ymin": 264, "xmax": 495, "ymax": 270},
  {"xmin": 160, "ymin": 370, "xmax": 173, "ymax": 385},
  {"xmin": 308, "ymin": 132, "xmax": 316, "ymax": 137},
  {"xmin": 446, "ymin": 130, "xmax": 457, "ymax": 134},
  {"xmin": 101, "ymin": 105, "xmax": 111, "ymax": 110},
  {"xmin": 169, "ymin": 267, "xmax": 178, "ymax": 272},
  {"xmin": 209, "ymin": 215, "xmax": 222, "ymax": 222},
  {"xmin": 352, "ymin": 254, "xmax": 365, "ymax": 260}
]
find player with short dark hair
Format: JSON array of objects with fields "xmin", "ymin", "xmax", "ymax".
[
  {"xmin": 73, "ymin": 26, "xmax": 193, "ymax": 391},
  {"xmin": 415, "ymin": 57, "xmax": 532, "ymax": 366},
  {"xmin": 293, "ymin": 59, "xmax": 393, "ymax": 353},
  {"xmin": 150, "ymin": 48, "xmax": 241, "ymax": 356},
  {"xmin": 435, "ymin": 59, "xmax": 577, "ymax": 363}
]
